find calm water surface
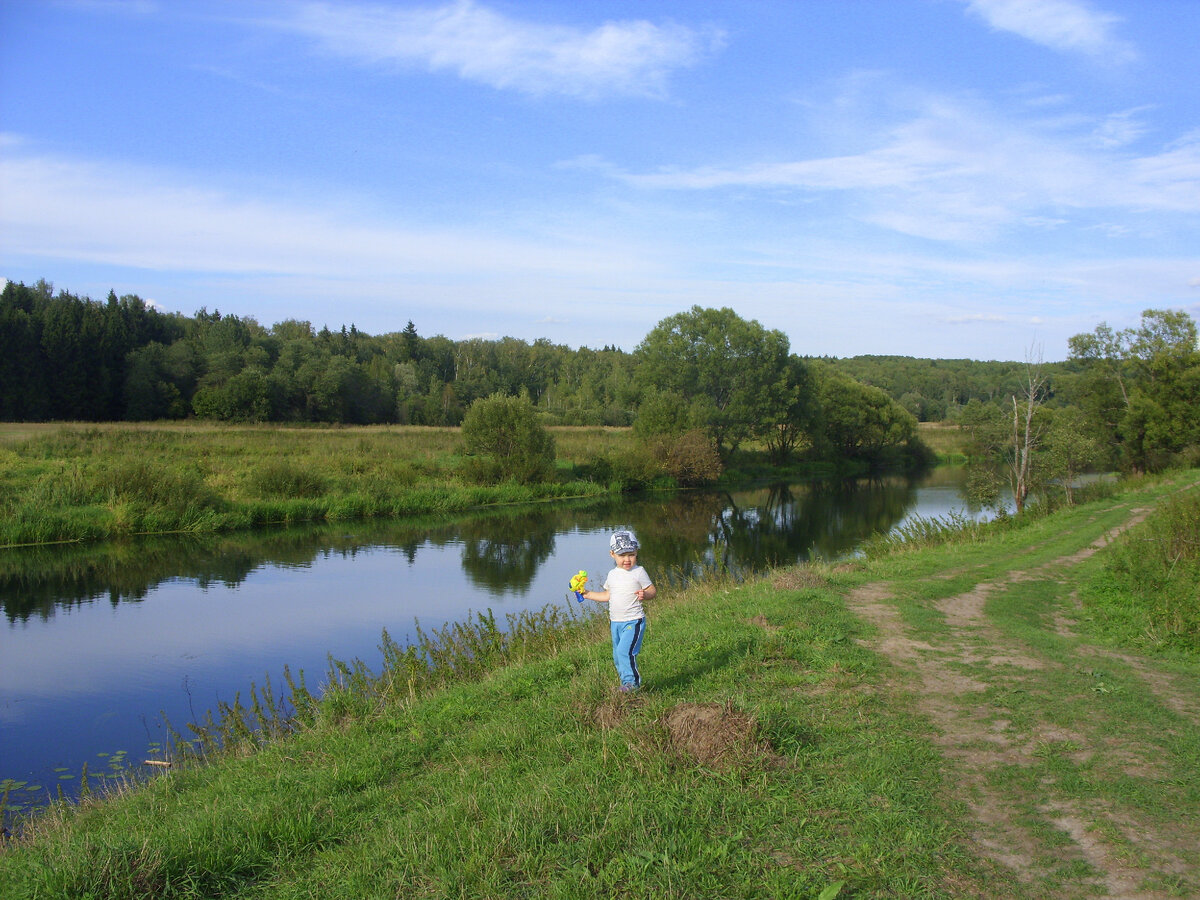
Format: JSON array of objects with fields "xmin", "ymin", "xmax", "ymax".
[{"xmin": 0, "ymin": 467, "xmax": 1001, "ymax": 809}]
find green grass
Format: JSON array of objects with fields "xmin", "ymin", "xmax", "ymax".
[
  {"xmin": 1, "ymin": 573, "xmax": 1010, "ymax": 899},
  {"xmin": 1079, "ymin": 484, "xmax": 1200, "ymax": 652},
  {"xmin": 3, "ymin": 467, "xmax": 1197, "ymax": 899},
  {"xmin": 0, "ymin": 423, "xmax": 635, "ymax": 546},
  {"xmin": 916, "ymin": 421, "xmax": 970, "ymax": 462}
]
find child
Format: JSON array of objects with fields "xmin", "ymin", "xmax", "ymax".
[{"xmin": 577, "ymin": 530, "xmax": 656, "ymax": 691}]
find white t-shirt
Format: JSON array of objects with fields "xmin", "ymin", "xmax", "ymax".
[{"xmin": 603, "ymin": 565, "xmax": 652, "ymax": 622}]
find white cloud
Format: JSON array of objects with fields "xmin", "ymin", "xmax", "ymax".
[
  {"xmin": 0, "ymin": 146, "xmax": 655, "ymax": 282},
  {"xmin": 945, "ymin": 312, "xmax": 1008, "ymax": 324},
  {"xmin": 962, "ymin": 0, "xmax": 1136, "ymax": 62},
  {"xmin": 607, "ymin": 89, "xmax": 1200, "ymax": 242},
  {"xmin": 275, "ymin": 0, "xmax": 723, "ymax": 99},
  {"xmin": 1091, "ymin": 108, "xmax": 1151, "ymax": 149}
]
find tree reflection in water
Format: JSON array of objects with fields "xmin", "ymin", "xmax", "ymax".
[{"xmin": 1, "ymin": 473, "xmax": 974, "ymax": 624}]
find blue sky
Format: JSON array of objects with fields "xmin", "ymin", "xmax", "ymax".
[{"xmin": 2, "ymin": 0, "xmax": 1198, "ymax": 360}]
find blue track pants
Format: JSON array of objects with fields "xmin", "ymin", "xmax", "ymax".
[{"xmin": 610, "ymin": 618, "xmax": 645, "ymax": 689}]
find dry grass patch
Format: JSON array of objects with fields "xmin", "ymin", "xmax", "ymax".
[
  {"xmin": 770, "ymin": 567, "xmax": 830, "ymax": 592},
  {"xmin": 659, "ymin": 701, "xmax": 769, "ymax": 769}
]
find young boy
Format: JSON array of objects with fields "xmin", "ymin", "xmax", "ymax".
[{"xmin": 577, "ymin": 530, "xmax": 656, "ymax": 691}]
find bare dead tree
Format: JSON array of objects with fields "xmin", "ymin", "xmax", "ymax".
[{"xmin": 1008, "ymin": 347, "xmax": 1046, "ymax": 514}]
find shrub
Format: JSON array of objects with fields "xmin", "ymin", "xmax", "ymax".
[
  {"xmin": 460, "ymin": 393, "xmax": 556, "ymax": 485},
  {"xmin": 648, "ymin": 429, "xmax": 723, "ymax": 487}
]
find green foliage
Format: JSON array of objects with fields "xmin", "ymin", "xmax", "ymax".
[
  {"xmin": 812, "ymin": 369, "xmax": 925, "ymax": 468},
  {"xmin": 643, "ymin": 429, "xmax": 724, "ymax": 487},
  {"xmin": 632, "ymin": 387, "xmax": 694, "ymax": 439},
  {"xmin": 1068, "ymin": 309, "xmax": 1200, "ymax": 473},
  {"xmin": 0, "ymin": 280, "xmax": 185, "ymax": 422},
  {"xmin": 0, "ymin": 424, "xmax": 614, "ymax": 545},
  {"xmin": 245, "ymin": 461, "xmax": 330, "ymax": 499},
  {"xmin": 460, "ymin": 393, "xmax": 556, "ymax": 484},
  {"xmin": 635, "ymin": 306, "xmax": 797, "ymax": 458},
  {"xmin": 22, "ymin": 278, "xmax": 1194, "ymax": 492},
  {"xmin": 1085, "ymin": 486, "xmax": 1200, "ymax": 651},
  {"xmin": 0, "ymin": 279, "xmax": 640, "ymax": 429},
  {"xmin": 1042, "ymin": 407, "xmax": 1104, "ymax": 504},
  {"xmin": 819, "ymin": 354, "xmax": 1046, "ymax": 422},
  {"xmin": 192, "ymin": 367, "xmax": 273, "ymax": 422}
]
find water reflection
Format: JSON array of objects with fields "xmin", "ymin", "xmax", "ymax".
[
  {"xmin": 5, "ymin": 482, "xmax": 916, "ymax": 623},
  {"xmin": 0, "ymin": 471, "xmax": 991, "ymax": 624},
  {"xmin": 1, "ymin": 468, "xmax": 996, "ymax": 808}
]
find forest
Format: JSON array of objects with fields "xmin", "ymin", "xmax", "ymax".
[{"xmin": 2, "ymin": 278, "xmax": 1198, "ymax": 478}]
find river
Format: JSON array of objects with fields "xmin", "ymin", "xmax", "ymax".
[{"xmin": 0, "ymin": 467, "xmax": 1002, "ymax": 813}]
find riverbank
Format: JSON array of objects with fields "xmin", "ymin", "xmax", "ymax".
[
  {"xmin": 0, "ymin": 421, "xmax": 935, "ymax": 548},
  {"xmin": 0, "ymin": 423, "xmax": 629, "ymax": 547},
  {"xmin": 2, "ymin": 472, "xmax": 1197, "ymax": 898}
]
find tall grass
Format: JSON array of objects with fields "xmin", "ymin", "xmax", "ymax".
[
  {"xmin": 858, "ymin": 510, "xmax": 987, "ymax": 558},
  {"xmin": 0, "ymin": 600, "xmax": 607, "ymax": 832},
  {"xmin": 147, "ymin": 603, "xmax": 607, "ymax": 775},
  {"xmin": 0, "ymin": 424, "xmax": 621, "ymax": 546},
  {"xmin": 1083, "ymin": 485, "xmax": 1200, "ymax": 651},
  {"xmin": 858, "ymin": 475, "xmax": 1123, "ymax": 559},
  {"xmin": 916, "ymin": 421, "xmax": 970, "ymax": 461}
]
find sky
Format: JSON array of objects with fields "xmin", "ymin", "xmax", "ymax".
[{"xmin": 2, "ymin": 0, "xmax": 1198, "ymax": 361}]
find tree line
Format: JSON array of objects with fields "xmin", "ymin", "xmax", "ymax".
[
  {"xmin": 3, "ymin": 279, "xmax": 1197, "ymax": 480},
  {"xmin": 0, "ymin": 279, "xmax": 638, "ymax": 428}
]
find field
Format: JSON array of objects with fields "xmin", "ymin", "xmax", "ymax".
[
  {"xmin": 0, "ymin": 423, "xmax": 635, "ymax": 547},
  {"xmin": 916, "ymin": 420, "xmax": 970, "ymax": 459},
  {"xmin": 2, "ymin": 471, "xmax": 1197, "ymax": 898}
]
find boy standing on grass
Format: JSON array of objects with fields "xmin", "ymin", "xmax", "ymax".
[{"xmin": 577, "ymin": 530, "xmax": 656, "ymax": 692}]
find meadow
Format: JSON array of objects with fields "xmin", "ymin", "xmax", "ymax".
[
  {"xmin": 915, "ymin": 420, "xmax": 970, "ymax": 460},
  {"xmin": 2, "ymin": 470, "xmax": 1196, "ymax": 898},
  {"xmin": 0, "ymin": 423, "xmax": 636, "ymax": 547}
]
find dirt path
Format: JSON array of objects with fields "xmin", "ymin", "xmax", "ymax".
[{"xmin": 846, "ymin": 509, "xmax": 1199, "ymax": 899}]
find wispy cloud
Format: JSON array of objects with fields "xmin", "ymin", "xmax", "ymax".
[
  {"xmin": 0, "ymin": 143, "xmax": 650, "ymax": 280},
  {"xmin": 945, "ymin": 312, "xmax": 1007, "ymax": 324},
  {"xmin": 961, "ymin": 0, "xmax": 1136, "ymax": 62},
  {"xmin": 604, "ymin": 88, "xmax": 1200, "ymax": 242},
  {"xmin": 271, "ymin": 0, "xmax": 723, "ymax": 99},
  {"xmin": 1090, "ymin": 107, "xmax": 1151, "ymax": 149}
]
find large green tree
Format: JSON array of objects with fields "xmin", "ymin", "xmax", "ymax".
[
  {"xmin": 1068, "ymin": 309, "xmax": 1200, "ymax": 472},
  {"xmin": 812, "ymin": 370, "xmax": 923, "ymax": 468},
  {"xmin": 635, "ymin": 306, "xmax": 794, "ymax": 458}
]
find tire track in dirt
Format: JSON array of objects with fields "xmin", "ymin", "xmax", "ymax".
[{"xmin": 846, "ymin": 508, "xmax": 1196, "ymax": 899}]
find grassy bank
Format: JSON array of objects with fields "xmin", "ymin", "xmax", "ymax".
[
  {"xmin": 0, "ymin": 423, "xmax": 635, "ymax": 547},
  {"xmin": 915, "ymin": 421, "xmax": 970, "ymax": 462},
  {"xmin": 3, "ymin": 472, "xmax": 1197, "ymax": 898}
]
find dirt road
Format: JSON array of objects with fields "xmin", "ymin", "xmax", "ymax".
[{"xmin": 847, "ymin": 506, "xmax": 1199, "ymax": 899}]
